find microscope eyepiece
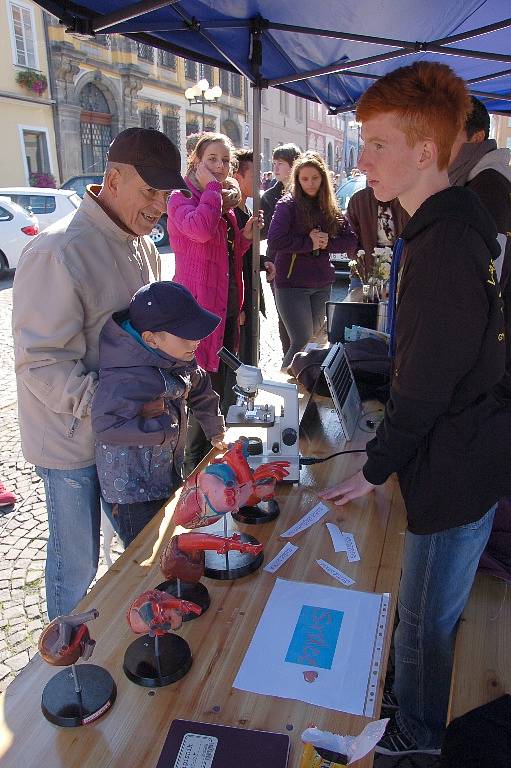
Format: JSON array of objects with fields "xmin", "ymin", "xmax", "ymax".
[{"xmin": 218, "ymin": 347, "xmax": 242, "ymax": 371}]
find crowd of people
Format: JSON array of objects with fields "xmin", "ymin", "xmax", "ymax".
[{"xmin": 8, "ymin": 57, "xmax": 511, "ymax": 760}]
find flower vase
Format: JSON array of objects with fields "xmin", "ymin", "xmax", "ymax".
[{"xmin": 362, "ymin": 284, "xmax": 371, "ymax": 303}]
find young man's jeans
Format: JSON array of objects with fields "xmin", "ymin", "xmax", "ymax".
[
  {"xmin": 36, "ymin": 464, "xmax": 103, "ymax": 621},
  {"xmin": 394, "ymin": 504, "xmax": 496, "ymax": 749}
]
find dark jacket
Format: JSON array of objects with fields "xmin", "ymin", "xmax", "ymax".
[
  {"xmin": 267, "ymin": 194, "xmax": 357, "ymax": 289},
  {"xmin": 92, "ymin": 312, "xmax": 224, "ymax": 504},
  {"xmin": 363, "ymin": 186, "xmax": 511, "ymax": 534},
  {"xmin": 261, "ymin": 180, "xmax": 285, "ymax": 262},
  {"xmin": 346, "ymin": 186, "xmax": 409, "ymax": 262}
]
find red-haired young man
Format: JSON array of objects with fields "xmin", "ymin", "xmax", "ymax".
[{"xmin": 320, "ymin": 62, "xmax": 511, "ymax": 756}]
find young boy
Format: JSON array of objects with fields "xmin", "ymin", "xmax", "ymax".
[
  {"xmin": 320, "ymin": 62, "xmax": 511, "ymax": 755},
  {"xmin": 92, "ymin": 281, "xmax": 226, "ymax": 548}
]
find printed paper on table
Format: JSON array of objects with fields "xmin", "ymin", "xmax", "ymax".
[{"xmin": 233, "ymin": 578, "xmax": 390, "ymax": 716}]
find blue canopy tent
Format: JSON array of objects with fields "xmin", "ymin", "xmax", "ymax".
[{"xmin": 33, "ymin": 0, "xmax": 511, "ymax": 361}]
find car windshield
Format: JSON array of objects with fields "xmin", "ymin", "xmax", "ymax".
[{"xmin": 336, "ymin": 176, "xmax": 367, "ymax": 211}]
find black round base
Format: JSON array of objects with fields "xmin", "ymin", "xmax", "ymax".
[
  {"xmin": 154, "ymin": 580, "xmax": 210, "ymax": 621},
  {"xmin": 204, "ymin": 533, "xmax": 264, "ymax": 580},
  {"xmin": 232, "ymin": 499, "xmax": 280, "ymax": 525},
  {"xmin": 123, "ymin": 634, "xmax": 192, "ymax": 687},
  {"xmin": 41, "ymin": 664, "xmax": 116, "ymax": 727}
]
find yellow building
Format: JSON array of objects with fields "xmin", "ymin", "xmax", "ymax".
[
  {"xmin": 0, "ymin": 0, "xmax": 58, "ymax": 185},
  {"xmin": 44, "ymin": 19, "xmax": 247, "ymax": 181}
]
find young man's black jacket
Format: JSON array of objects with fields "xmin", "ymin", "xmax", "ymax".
[
  {"xmin": 260, "ymin": 180, "xmax": 284, "ymax": 262},
  {"xmin": 363, "ymin": 186, "xmax": 511, "ymax": 534}
]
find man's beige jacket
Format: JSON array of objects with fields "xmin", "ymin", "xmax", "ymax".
[{"xmin": 12, "ymin": 191, "xmax": 161, "ymax": 470}]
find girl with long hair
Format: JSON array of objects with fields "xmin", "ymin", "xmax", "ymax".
[
  {"xmin": 168, "ymin": 132, "xmax": 261, "ymax": 474},
  {"xmin": 268, "ymin": 152, "xmax": 356, "ymax": 367}
]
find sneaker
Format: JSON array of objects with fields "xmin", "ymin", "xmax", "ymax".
[
  {"xmin": 376, "ymin": 713, "xmax": 441, "ymax": 756},
  {"xmin": 0, "ymin": 487, "xmax": 16, "ymax": 507}
]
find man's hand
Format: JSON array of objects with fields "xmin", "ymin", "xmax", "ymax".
[
  {"xmin": 264, "ymin": 261, "xmax": 276, "ymax": 282},
  {"xmin": 318, "ymin": 470, "xmax": 375, "ymax": 506},
  {"xmin": 139, "ymin": 397, "xmax": 166, "ymax": 419},
  {"xmin": 243, "ymin": 210, "xmax": 264, "ymax": 240},
  {"xmin": 211, "ymin": 434, "xmax": 227, "ymax": 452}
]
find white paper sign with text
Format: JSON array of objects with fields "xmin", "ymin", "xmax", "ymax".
[
  {"xmin": 280, "ymin": 502, "xmax": 330, "ymax": 538},
  {"xmin": 264, "ymin": 543, "xmax": 299, "ymax": 573},
  {"xmin": 317, "ymin": 559, "xmax": 356, "ymax": 586}
]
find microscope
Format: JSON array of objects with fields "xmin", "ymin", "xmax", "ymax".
[{"xmin": 218, "ymin": 348, "xmax": 300, "ymax": 483}]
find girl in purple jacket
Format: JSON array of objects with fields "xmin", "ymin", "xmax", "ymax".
[
  {"xmin": 168, "ymin": 132, "xmax": 260, "ymax": 474},
  {"xmin": 268, "ymin": 152, "xmax": 357, "ymax": 367}
]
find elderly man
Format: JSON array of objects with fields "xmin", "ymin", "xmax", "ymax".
[{"xmin": 12, "ymin": 128, "xmax": 190, "ymax": 620}]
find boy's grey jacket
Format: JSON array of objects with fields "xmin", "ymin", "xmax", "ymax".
[{"xmin": 92, "ymin": 312, "xmax": 224, "ymax": 504}]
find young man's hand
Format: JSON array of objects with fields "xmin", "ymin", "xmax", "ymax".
[
  {"xmin": 211, "ymin": 435, "xmax": 227, "ymax": 452},
  {"xmin": 318, "ymin": 470, "xmax": 375, "ymax": 505},
  {"xmin": 264, "ymin": 261, "xmax": 276, "ymax": 282},
  {"xmin": 139, "ymin": 397, "xmax": 166, "ymax": 418},
  {"xmin": 243, "ymin": 210, "xmax": 264, "ymax": 240}
]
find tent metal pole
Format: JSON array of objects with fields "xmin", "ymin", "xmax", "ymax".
[
  {"xmin": 269, "ymin": 49, "xmax": 409, "ymax": 86},
  {"xmin": 433, "ymin": 17, "xmax": 511, "ymax": 46},
  {"xmin": 249, "ymin": 21, "xmax": 263, "ymax": 367},
  {"xmin": 468, "ymin": 67, "xmax": 511, "ymax": 85},
  {"xmin": 92, "ymin": 0, "xmax": 177, "ymax": 32}
]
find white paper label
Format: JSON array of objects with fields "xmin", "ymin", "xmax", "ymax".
[
  {"xmin": 174, "ymin": 733, "xmax": 218, "ymax": 768},
  {"xmin": 316, "ymin": 559, "xmax": 355, "ymax": 586},
  {"xmin": 326, "ymin": 522, "xmax": 347, "ymax": 553},
  {"xmin": 280, "ymin": 502, "xmax": 329, "ymax": 538},
  {"xmin": 342, "ymin": 532, "xmax": 361, "ymax": 563},
  {"xmin": 264, "ymin": 542, "xmax": 299, "ymax": 573}
]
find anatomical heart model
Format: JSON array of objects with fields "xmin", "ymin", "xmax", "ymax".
[
  {"xmin": 38, "ymin": 609, "xmax": 116, "ymax": 726},
  {"xmin": 123, "ymin": 589, "xmax": 201, "ymax": 687},
  {"xmin": 162, "ymin": 439, "xmax": 288, "ymax": 581}
]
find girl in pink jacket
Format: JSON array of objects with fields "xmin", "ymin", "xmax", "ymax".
[{"xmin": 168, "ymin": 132, "xmax": 260, "ymax": 474}]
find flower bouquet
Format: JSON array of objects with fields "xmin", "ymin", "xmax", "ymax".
[{"xmin": 349, "ymin": 246, "xmax": 393, "ymax": 301}]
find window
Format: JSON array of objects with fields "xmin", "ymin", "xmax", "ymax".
[
  {"xmin": 9, "ymin": 2, "xmax": 37, "ymax": 68},
  {"xmin": 137, "ymin": 43, "xmax": 154, "ymax": 62},
  {"xmin": 10, "ymin": 194, "xmax": 56, "ymax": 215},
  {"xmin": 220, "ymin": 69, "xmax": 230, "ymax": 94},
  {"xmin": 184, "ymin": 60, "xmax": 197, "ymax": 80},
  {"xmin": 507, "ymin": 137, "xmax": 511, "ymax": 150},
  {"xmin": 199, "ymin": 63, "xmax": 213, "ymax": 83},
  {"xmin": 279, "ymin": 91, "xmax": 289, "ymax": 116},
  {"xmin": 295, "ymin": 98, "xmax": 304, "ymax": 122},
  {"xmin": 163, "ymin": 113, "xmax": 180, "ymax": 151},
  {"xmin": 79, "ymin": 84, "xmax": 112, "ymax": 174},
  {"xmin": 22, "ymin": 130, "xmax": 50, "ymax": 175},
  {"xmin": 508, "ymin": 117, "xmax": 511, "ymax": 128},
  {"xmin": 261, "ymin": 89, "xmax": 268, "ymax": 108},
  {"xmin": 140, "ymin": 107, "xmax": 160, "ymax": 130},
  {"xmin": 263, "ymin": 138, "xmax": 271, "ymax": 171},
  {"xmin": 94, "ymin": 34, "xmax": 111, "ymax": 48},
  {"xmin": 0, "ymin": 206, "xmax": 13, "ymax": 222},
  {"xmin": 158, "ymin": 50, "xmax": 176, "ymax": 69},
  {"xmin": 231, "ymin": 73, "xmax": 242, "ymax": 99}
]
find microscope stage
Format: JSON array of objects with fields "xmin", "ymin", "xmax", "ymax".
[{"xmin": 226, "ymin": 404, "xmax": 276, "ymax": 427}]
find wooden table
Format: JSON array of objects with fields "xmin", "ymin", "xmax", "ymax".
[
  {"xmin": 448, "ymin": 572, "xmax": 511, "ymax": 723},
  {"xmin": 0, "ymin": 394, "xmax": 406, "ymax": 768}
]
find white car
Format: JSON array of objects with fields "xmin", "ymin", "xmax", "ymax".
[
  {"xmin": 0, "ymin": 187, "xmax": 81, "ymax": 231},
  {"xmin": 0, "ymin": 197, "xmax": 39, "ymax": 275}
]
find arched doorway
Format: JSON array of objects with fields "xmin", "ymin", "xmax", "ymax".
[
  {"xmin": 327, "ymin": 142, "xmax": 333, "ymax": 170},
  {"xmin": 79, "ymin": 83, "xmax": 113, "ymax": 174}
]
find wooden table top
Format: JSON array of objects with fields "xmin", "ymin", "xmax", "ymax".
[{"xmin": 0, "ymin": 395, "xmax": 406, "ymax": 768}]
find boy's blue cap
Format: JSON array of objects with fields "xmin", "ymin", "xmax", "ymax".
[{"xmin": 129, "ymin": 282, "xmax": 221, "ymax": 340}]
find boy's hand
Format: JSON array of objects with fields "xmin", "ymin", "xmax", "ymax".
[
  {"xmin": 243, "ymin": 210, "xmax": 264, "ymax": 240},
  {"xmin": 139, "ymin": 397, "xmax": 165, "ymax": 418},
  {"xmin": 211, "ymin": 435, "xmax": 227, "ymax": 452}
]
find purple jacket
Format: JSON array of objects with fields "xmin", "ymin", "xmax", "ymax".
[
  {"xmin": 268, "ymin": 194, "xmax": 357, "ymax": 289},
  {"xmin": 91, "ymin": 313, "xmax": 224, "ymax": 504},
  {"xmin": 168, "ymin": 177, "xmax": 250, "ymax": 372}
]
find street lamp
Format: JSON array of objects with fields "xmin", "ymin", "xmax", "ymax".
[{"xmin": 185, "ymin": 79, "xmax": 222, "ymax": 131}]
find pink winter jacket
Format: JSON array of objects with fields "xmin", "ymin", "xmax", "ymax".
[{"xmin": 168, "ymin": 177, "xmax": 250, "ymax": 372}]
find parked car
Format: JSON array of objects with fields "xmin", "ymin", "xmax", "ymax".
[
  {"xmin": 335, "ymin": 174, "xmax": 367, "ymax": 211},
  {"xmin": 0, "ymin": 197, "xmax": 39, "ymax": 275},
  {"xmin": 61, "ymin": 174, "xmax": 170, "ymax": 247},
  {"xmin": 0, "ymin": 187, "xmax": 81, "ymax": 231},
  {"xmin": 330, "ymin": 175, "xmax": 367, "ymax": 277}
]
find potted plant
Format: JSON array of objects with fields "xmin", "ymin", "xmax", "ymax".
[
  {"xmin": 16, "ymin": 69, "xmax": 48, "ymax": 95},
  {"xmin": 29, "ymin": 172, "xmax": 57, "ymax": 189}
]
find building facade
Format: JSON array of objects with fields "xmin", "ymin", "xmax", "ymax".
[
  {"xmin": 307, "ymin": 101, "xmax": 348, "ymax": 172},
  {"xmin": 44, "ymin": 18, "xmax": 247, "ymax": 181},
  {"xmin": 251, "ymin": 87, "xmax": 307, "ymax": 171},
  {"xmin": 1, "ymin": 0, "xmax": 58, "ymax": 185},
  {"xmin": 492, "ymin": 113, "xmax": 511, "ymax": 150}
]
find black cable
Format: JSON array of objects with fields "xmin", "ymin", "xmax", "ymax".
[{"xmin": 300, "ymin": 449, "xmax": 367, "ymax": 465}]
